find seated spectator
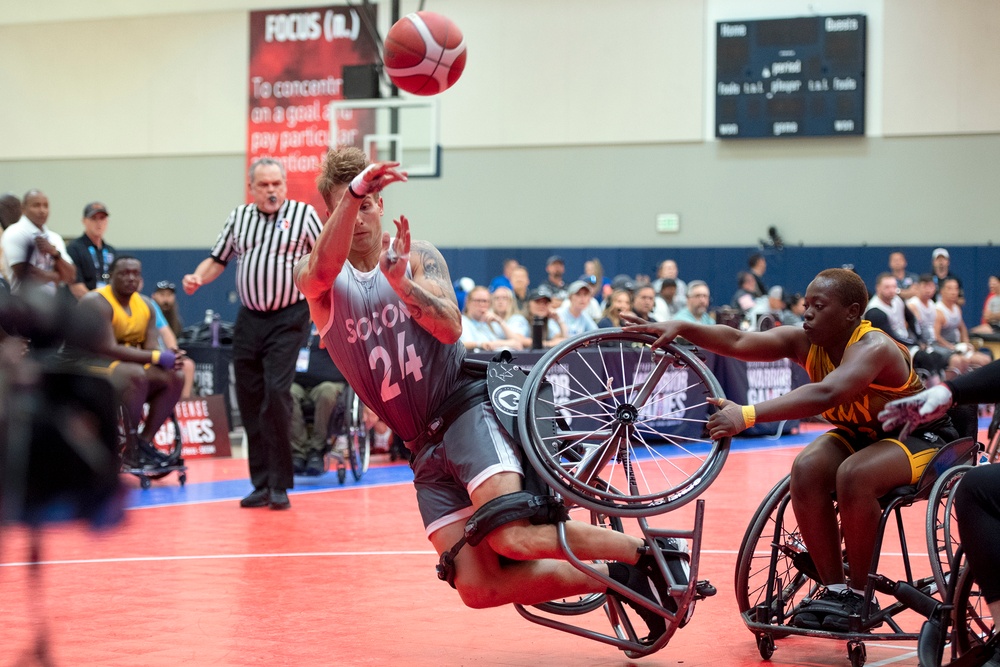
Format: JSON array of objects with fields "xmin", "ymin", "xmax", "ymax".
[
  {"xmin": 67, "ymin": 201, "xmax": 116, "ymax": 297},
  {"xmin": 488, "ymin": 258, "xmax": 518, "ymax": 293},
  {"xmin": 556, "ymin": 280, "xmax": 599, "ymax": 336},
  {"xmin": 631, "ymin": 284, "xmax": 657, "ymax": 322},
  {"xmin": 745, "ymin": 285, "xmax": 790, "ymax": 331},
  {"xmin": 509, "ymin": 264, "xmax": 530, "ymax": 312},
  {"xmin": 542, "ymin": 255, "xmax": 568, "ymax": 299},
  {"xmin": 783, "ymin": 292, "xmax": 806, "ymax": 326},
  {"xmin": 731, "ymin": 271, "xmax": 759, "ymax": 314},
  {"xmin": 291, "ymin": 379, "xmax": 344, "ymax": 476},
  {"xmin": 907, "ymin": 274, "xmax": 939, "ymax": 347},
  {"xmin": 652, "ymin": 278, "xmax": 680, "ymax": 322},
  {"xmin": 652, "ymin": 259, "xmax": 688, "ymax": 310},
  {"xmin": 970, "ymin": 274, "xmax": 1000, "ymax": 335},
  {"xmin": 582, "ymin": 258, "xmax": 611, "ymax": 298},
  {"xmin": 747, "ymin": 253, "xmax": 767, "ymax": 296},
  {"xmin": 362, "ymin": 404, "xmax": 403, "ymax": 456},
  {"xmin": 489, "ymin": 285, "xmax": 518, "ymax": 322},
  {"xmin": 887, "ymin": 250, "xmax": 919, "ymax": 301},
  {"xmin": 673, "ymin": 280, "xmax": 714, "ymax": 324},
  {"xmin": 607, "ymin": 274, "xmax": 636, "ymax": 310},
  {"xmin": 931, "ymin": 247, "xmax": 963, "ymax": 305},
  {"xmin": 460, "ymin": 285, "xmax": 522, "ymax": 352},
  {"xmin": 149, "ymin": 295, "xmax": 196, "ymax": 399},
  {"xmin": 151, "ymin": 280, "xmax": 184, "ymax": 338},
  {"xmin": 865, "ymin": 273, "xmax": 919, "ymax": 346},
  {"xmin": 935, "ymin": 277, "xmax": 991, "ymax": 375},
  {"xmin": 508, "ymin": 285, "xmax": 566, "ymax": 349},
  {"xmin": 597, "ymin": 288, "xmax": 634, "ymax": 328}
]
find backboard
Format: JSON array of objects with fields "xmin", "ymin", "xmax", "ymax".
[{"xmin": 327, "ymin": 97, "xmax": 440, "ymax": 177}]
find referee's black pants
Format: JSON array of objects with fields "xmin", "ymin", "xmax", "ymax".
[{"xmin": 233, "ymin": 301, "xmax": 310, "ymax": 491}]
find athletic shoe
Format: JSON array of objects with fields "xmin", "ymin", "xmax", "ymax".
[
  {"xmin": 305, "ymin": 452, "xmax": 325, "ymax": 476},
  {"xmin": 790, "ymin": 587, "xmax": 844, "ymax": 629},
  {"xmin": 821, "ymin": 590, "xmax": 881, "ymax": 632},
  {"xmin": 610, "ymin": 563, "xmax": 666, "ymax": 643}
]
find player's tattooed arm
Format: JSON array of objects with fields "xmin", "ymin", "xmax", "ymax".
[{"xmin": 400, "ymin": 240, "xmax": 463, "ymax": 344}]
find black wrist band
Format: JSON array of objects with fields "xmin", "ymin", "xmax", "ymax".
[{"xmin": 347, "ymin": 182, "xmax": 364, "ymax": 199}]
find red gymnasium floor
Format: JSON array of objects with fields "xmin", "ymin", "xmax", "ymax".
[{"xmin": 0, "ymin": 430, "xmax": 966, "ymax": 667}]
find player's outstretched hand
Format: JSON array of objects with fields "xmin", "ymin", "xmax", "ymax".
[
  {"xmin": 349, "ymin": 162, "xmax": 408, "ymax": 199},
  {"xmin": 878, "ymin": 384, "xmax": 954, "ymax": 440},
  {"xmin": 706, "ymin": 397, "xmax": 750, "ymax": 439},
  {"xmin": 380, "ymin": 215, "xmax": 411, "ymax": 285},
  {"xmin": 621, "ymin": 313, "xmax": 681, "ymax": 350}
]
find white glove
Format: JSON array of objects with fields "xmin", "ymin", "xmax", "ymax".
[{"xmin": 878, "ymin": 384, "xmax": 954, "ymax": 440}]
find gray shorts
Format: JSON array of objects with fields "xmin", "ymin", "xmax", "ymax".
[{"xmin": 411, "ymin": 402, "xmax": 523, "ymax": 537}]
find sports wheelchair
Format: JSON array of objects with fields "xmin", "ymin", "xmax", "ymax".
[
  {"xmin": 735, "ymin": 435, "xmax": 986, "ymax": 667},
  {"xmin": 117, "ymin": 403, "xmax": 185, "ymax": 490},
  {"xmin": 447, "ymin": 329, "xmax": 732, "ymax": 658}
]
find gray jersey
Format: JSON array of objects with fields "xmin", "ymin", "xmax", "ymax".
[{"xmin": 319, "ymin": 261, "xmax": 469, "ymax": 441}]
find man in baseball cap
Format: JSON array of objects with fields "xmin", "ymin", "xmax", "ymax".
[
  {"xmin": 931, "ymin": 247, "xmax": 963, "ymax": 301},
  {"xmin": 67, "ymin": 200, "xmax": 116, "ymax": 297},
  {"xmin": 543, "ymin": 255, "xmax": 567, "ymax": 298}
]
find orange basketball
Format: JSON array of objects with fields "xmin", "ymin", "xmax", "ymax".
[{"xmin": 383, "ymin": 11, "xmax": 466, "ymax": 96}]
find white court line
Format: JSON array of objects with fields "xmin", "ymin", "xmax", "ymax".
[{"xmin": 0, "ymin": 550, "xmax": 438, "ymax": 568}]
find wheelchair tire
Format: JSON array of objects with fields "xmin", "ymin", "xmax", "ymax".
[
  {"xmin": 517, "ymin": 329, "xmax": 730, "ymax": 518},
  {"xmin": 531, "ymin": 508, "xmax": 623, "ymax": 616},
  {"xmin": 926, "ymin": 464, "xmax": 972, "ymax": 595},
  {"xmin": 735, "ymin": 474, "xmax": 828, "ymax": 636},
  {"xmin": 345, "ymin": 389, "xmax": 370, "ymax": 481},
  {"xmin": 117, "ymin": 406, "xmax": 183, "ymax": 477},
  {"xmin": 951, "ymin": 560, "xmax": 996, "ymax": 660}
]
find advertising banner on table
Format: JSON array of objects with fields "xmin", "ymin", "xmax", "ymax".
[
  {"xmin": 248, "ymin": 4, "xmax": 378, "ymax": 213},
  {"xmin": 152, "ymin": 394, "xmax": 232, "ymax": 459}
]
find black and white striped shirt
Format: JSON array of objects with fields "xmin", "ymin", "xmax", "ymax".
[{"xmin": 209, "ymin": 199, "xmax": 323, "ymax": 312}]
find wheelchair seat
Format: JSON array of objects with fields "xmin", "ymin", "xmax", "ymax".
[{"xmin": 877, "ymin": 436, "xmax": 979, "ymax": 507}]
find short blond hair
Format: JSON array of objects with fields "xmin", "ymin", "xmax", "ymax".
[{"xmin": 316, "ymin": 147, "xmax": 369, "ymax": 209}]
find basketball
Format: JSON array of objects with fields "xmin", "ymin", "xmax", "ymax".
[{"xmin": 383, "ymin": 11, "xmax": 466, "ymax": 96}]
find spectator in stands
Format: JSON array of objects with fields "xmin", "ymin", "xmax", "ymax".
[
  {"xmin": 489, "ymin": 285, "xmax": 519, "ymax": 325},
  {"xmin": 783, "ymin": 292, "xmax": 806, "ymax": 326},
  {"xmin": 747, "ymin": 253, "xmax": 768, "ymax": 297},
  {"xmin": 598, "ymin": 288, "xmax": 634, "ymax": 328},
  {"xmin": 652, "ymin": 278, "xmax": 680, "ymax": 322},
  {"xmin": 543, "ymin": 255, "xmax": 567, "ymax": 299},
  {"xmin": 674, "ymin": 280, "xmax": 714, "ymax": 324},
  {"xmin": 509, "ymin": 264, "xmax": 530, "ymax": 312},
  {"xmin": 151, "ymin": 280, "xmax": 184, "ymax": 338},
  {"xmin": 556, "ymin": 280, "xmax": 599, "ymax": 336},
  {"xmin": 608, "ymin": 274, "xmax": 637, "ymax": 304},
  {"xmin": 582, "ymin": 258, "xmax": 611, "ymax": 299},
  {"xmin": 970, "ymin": 274, "xmax": 1000, "ymax": 335},
  {"xmin": 362, "ymin": 404, "xmax": 403, "ymax": 457},
  {"xmin": 508, "ymin": 285, "xmax": 566, "ymax": 349},
  {"xmin": 1, "ymin": 189, "xmax": 75, "ymax": 294},
  {"xmin": 865, "ymin": 272, "xmax": 918, "ymax": 346},
  {"xmin": 67, "ymin": 202, "xmax": 116, "ymax": 298},
  {"xmin": 935, "ymin": 277, "xmax": 991, "ymax": 375},
  {"xmin": 746, "ymin": 285, "xmax": 790, "ymax": 331},
  {"xmin": 0, "ymin": 193, "xmax": 19, "ymax": 286},
  {"xmin": 460, "ymin": 285, "xmax": 522, "ymax": 352},
  {"xmin": 887, "ymin": 250, "xmax": 919, "ymax": 301},
  {"xmin": 930, "ymin": 247, "xmax": 963, "ymax": 304},
  {"xmin": 488, "ymin": 258, "xmax": 518, "ymax": 293},
  {"xmin": 731, "ymin": 271, "xmax": 759, "ymax": 315},
  {"xmin": 907, "ymin": 274, "xmax": 938, "ymax": 347},
  {"xmin": 142, "ymin": 281, "xmax": 195, "ymax": 400},
  {"xmin": 652, "ymin": 259, "xmax": 687, "ymax": 311},
  {"xmin": 631, "ymin": 284, "xmax": 657, "ymax": 323}
]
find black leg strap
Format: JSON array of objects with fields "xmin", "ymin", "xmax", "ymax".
[{"xmin": 436, "ymin": 491, "xmax": 569, "ymax": 588}]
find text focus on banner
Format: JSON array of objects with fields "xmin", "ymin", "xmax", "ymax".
[
  {"xmin": 152, "ymin": 394, "xmax": 232, "ymax": 459},
  {"xmin": 248, "ymin": 4, "xmax": 379, "ymax": 213}
]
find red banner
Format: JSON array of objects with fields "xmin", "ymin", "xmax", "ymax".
[
  {"xmin": 248, "ymin": 5, "xmax": 378, "ymax": 213},
  {"xmin": 152, "ymin": 394, "xmax": 232, "ymax": 459}
]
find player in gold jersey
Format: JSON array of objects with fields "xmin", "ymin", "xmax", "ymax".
[{"xmin": 626, "ymin": 268, "xmax": 957, "ymax": 630}]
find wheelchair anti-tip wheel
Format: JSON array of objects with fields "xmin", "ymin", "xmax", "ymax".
[
  {"xmin": 926, "ymin": 464, "xmax": 973, "ymax": 595},
  {"xmin": 735, "ymin": 474, "xmax": 828, "ymax": 636},
  {"xmin": 517, "ymin": 329, "xmax": 730, "ymax": 517}
]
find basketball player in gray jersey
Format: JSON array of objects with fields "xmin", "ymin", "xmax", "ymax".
[{"xmin": 294, "ymin": 147, "xmax": 674, "ymax": 643}]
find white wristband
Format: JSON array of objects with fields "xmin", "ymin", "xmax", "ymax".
[{"xmin": 348, "ymin": 165, "xmax": 377, "ymax": 199}]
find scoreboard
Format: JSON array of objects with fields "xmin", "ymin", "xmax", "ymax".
[{"xmin": 715, "ymin": 15, "xmax": 866, "ymax": 139}]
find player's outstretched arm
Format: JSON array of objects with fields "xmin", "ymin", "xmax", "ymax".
[{"xmin": 380, "ymin": 215, "xmax": 462, "ymax": 344}]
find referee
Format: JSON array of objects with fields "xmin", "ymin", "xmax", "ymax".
[{"xmin": 183, "ymin": 158, "xmax": 322, "ymax": 510}]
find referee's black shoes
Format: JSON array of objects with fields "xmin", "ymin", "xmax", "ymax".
[
  {"xmin": 239, "ymin": 487, "xmax": 270, "ymax": 508},
  {"xmin": 269, "ymin": 489, "xmax": 291, "ymax": 510}
]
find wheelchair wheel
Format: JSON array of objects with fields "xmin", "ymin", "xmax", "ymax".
[
  {"xmin": 926, "ymin": 464, "xmax": 972, "ymax": 595},
  {"xmin": 346, "ymin": 389, "xmax": 370, "ymax": 481},
  {"xmin": 517, "ymin": 330, "xmax": 730, "ymax": 517},
  {"xmin": 532, "ymin": 508, "xmax": 624, "ymax": 615},
  {"xmin": 735, "ymin": 474, "xmax": 827, "ymax": 635},
  {"xmin": 117, "ymin": 403, "xmax": 183, "ymax": 481},
  {"xmin": 951, "ymin": 561, "xmax": 996, "ymax": 661}
]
